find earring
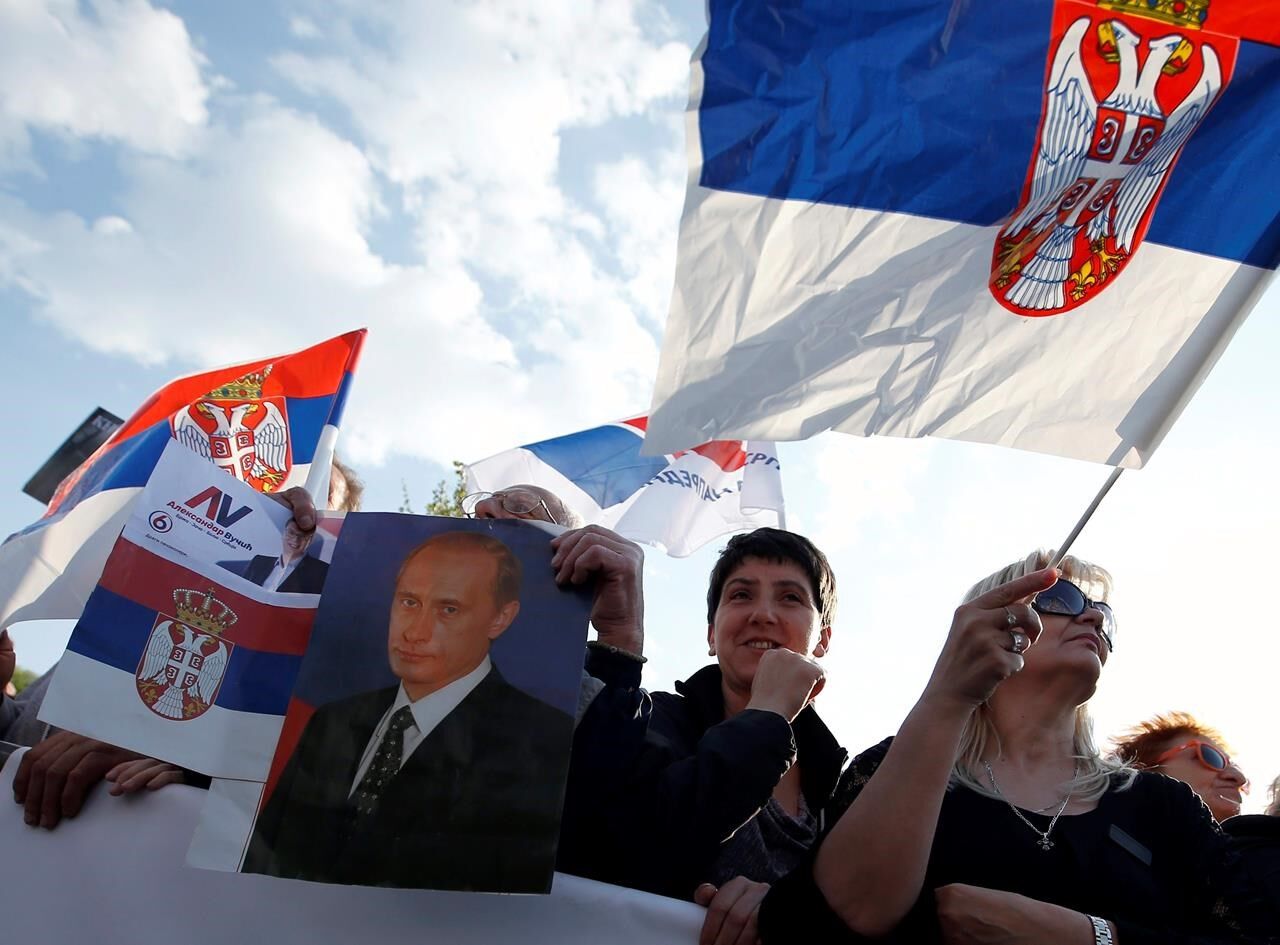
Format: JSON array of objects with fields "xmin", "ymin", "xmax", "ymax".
[
  {"xmin": 814, "ymin": 643, "xmax": 826, "ymax": 657},
  {"xmin": 708, "ymin": 646, "xmax": 716, "ymax": 656}
]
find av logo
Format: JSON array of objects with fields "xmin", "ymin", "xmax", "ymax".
[{"xmin": 184, "ymin": 487, "xmax": 253, "ymax": 528}]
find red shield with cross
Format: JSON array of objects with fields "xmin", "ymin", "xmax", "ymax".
[
  {"xmin": 990, "ymin": 0, "xmax": 1237, "ymax": 317},
  {"xmin": 135, "ymin": 614, "xmax": 233, "ymax": 721}
]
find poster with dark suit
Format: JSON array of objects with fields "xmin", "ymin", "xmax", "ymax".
[
  {"xmin": 216, "ymin": 517, "xmax": 332, "ymax": 595},
  {"xmin": 227, "ymin": 513, "xmax": 591, "ymax": 893}
]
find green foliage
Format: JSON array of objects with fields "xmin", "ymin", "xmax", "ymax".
[
  {"xmin": 11, "ymin": 666, "xmax": 37, "ymax": 694},
  {"xmin": 400, "ymin": 461, "xmax": 469, "ymax": 518},
  {"xmin": 425, "ymin": 461, "xmax": 469, "ymax": 517}
]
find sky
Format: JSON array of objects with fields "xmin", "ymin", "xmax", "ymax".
[{"xmin": 1, "ymin": 0, "xmax": 1277, "ymax": 814}]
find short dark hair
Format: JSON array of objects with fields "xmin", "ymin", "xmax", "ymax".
[
  {"xmin": 398, "ymin": 530, "xmax": 522, "ymax": 606},
  {"xmin": 705, "ymin": 528, "xmax": 836, "ymax": 627},
  {"xmin": 330, "ymin": 455, "xmax": 364, "ymax": 512}
]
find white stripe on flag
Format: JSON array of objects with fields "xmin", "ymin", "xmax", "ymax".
[
  {"xmin": 38, "ymin": 651, "xmax": 285, "ymax": 780},
  {"xmin": 0, "ymin": 487, "xmax": 138, "ymax": 626},
  {"xmin": 646, "ymin": 186, "xmax": 1270, "ymax": 466}
]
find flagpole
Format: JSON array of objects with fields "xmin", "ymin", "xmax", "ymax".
[
  {"xmin": 302, "ymin": 329, "xmax": 367, "ymax": 507},
  {"xmin": 1051, "ymin": 466, "xmax": 1124, "ymax": 567}
]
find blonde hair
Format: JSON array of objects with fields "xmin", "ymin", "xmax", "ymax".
[{"xmin": 951, "ymin": 548, "xmax": 1137, "ymax": 804}]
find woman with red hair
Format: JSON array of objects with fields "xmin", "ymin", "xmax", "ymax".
[{"xmin": 1111, "ymin": 712, "xmax": 1249, "ymax": 823}]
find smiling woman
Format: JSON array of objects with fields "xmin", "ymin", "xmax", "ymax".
[{"xmin": 562, "ymin": 527, "xmax": 848, "ymax": 931}]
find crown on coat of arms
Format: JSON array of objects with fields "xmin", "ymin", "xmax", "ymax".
[
  {"xmin": 173, "ymin": 588, "xmax": 238, "ymax": 635},
  {"xmin": 1097, "ymin": 0, "xmax": 1209, "ymax": 29},
  {"xmin": 203, "ymin": 364, "xmax": 273, "ymax": 402}
]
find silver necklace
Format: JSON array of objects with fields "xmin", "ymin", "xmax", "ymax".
[{"xmin": 983, "ymin": 760, "xmax": 1079, "ymax": 851}]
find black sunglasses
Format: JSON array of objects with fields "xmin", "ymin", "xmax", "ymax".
[{"xmin": 1031, "ymin": 578, "xmax": 1116, "ymax": 651}]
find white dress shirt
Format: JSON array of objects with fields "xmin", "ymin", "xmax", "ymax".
[
  {"xmin": 261, "ymin": 554, "xmax": 306, "ymax": 592},
  {"xmin": 348, "ymin": 656, "xmax": 492, "ymax": 795}
]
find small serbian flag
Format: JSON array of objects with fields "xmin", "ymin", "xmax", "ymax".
[
  {"xmin": 38, "ymin": 441, "xmax": 330, "ymax": 779},
  {"xmin": 0, "ymin": 329, "xmax": 364, "ymax": 626},
  {"xmin": 644, "ymin": 0, "xmax": 1280, "ymax": 466},
  {"xmin": 465, "ymin": 417, "xmax": 784, "ymax": 557}
]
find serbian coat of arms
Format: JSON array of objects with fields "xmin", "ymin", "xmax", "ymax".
[
  {"xmin": 136, "ymin": 588, "xmax": 237, "ymax": 721},
  {"xmin": 991, "ymin": 0, "xmax": 1237, "ymax": 316},
  {"xmin": 172, "ymin": 364, "xmax": 290, "ymax": 491}
]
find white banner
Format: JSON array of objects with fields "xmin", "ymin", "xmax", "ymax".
[{"xmin": 0, "ymin": 749, "xmax": 703, "ymax": 944}]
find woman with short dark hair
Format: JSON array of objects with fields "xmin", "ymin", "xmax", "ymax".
[{"xmin": 564, "ymin": 527, "xmax": 847, "ymax": 931}]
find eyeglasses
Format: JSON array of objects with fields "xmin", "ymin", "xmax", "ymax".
[
  {"xmin": 1031, "ymin": 578, "xmax": 1116, "ymax": 651},
  {"xmin": 1151, "ymin": 740, "xmax": 1244, "ymax": 786},
  {"xmin": 462, "ymin": 490, "xmax": 557, "ymax": 525}
]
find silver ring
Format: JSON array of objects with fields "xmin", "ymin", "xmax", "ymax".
[
  {"xmin": 1004, "ymin": 606, "xmax": 1017, "ymax": 627},
  {"xmin": 1009, "ymin": 630, "xmax": 1027, "ymax": 654}
]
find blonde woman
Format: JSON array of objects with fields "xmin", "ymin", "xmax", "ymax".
[{"xmin": 755, "ymin": 551, "xmax": 1272, "ymax": 945}]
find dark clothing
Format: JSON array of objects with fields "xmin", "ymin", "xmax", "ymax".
[
  {"xmin": 558, "ymin": 659, "xmax": 847, "ymax": 900},
  {"xmin": 243, "ymin": 666, "xmax": 573, "ymax": 892},
  {"xmin": 760, "ymin": 738, "xmax": 1277, "ymax": 945},
  {"xmin": 1225, "ymin": 815, "xmax": 1280, "ymax": 920},
  {"xmin": 220, "ymin": 553, "xmax": 329, "ymax": 594},
  {"xmin": 709, "ymin": 793, "xmax": 819, "ymax": 889}
]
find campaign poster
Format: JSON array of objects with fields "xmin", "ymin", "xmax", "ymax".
[{"xmin": 190, "ymin": 512, "xmax": 592, "ymax": 894}]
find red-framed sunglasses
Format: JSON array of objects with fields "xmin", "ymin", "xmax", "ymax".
[{"xmin": 1151, "ymin": 740, "xmax": 1245, "ymax": 785}]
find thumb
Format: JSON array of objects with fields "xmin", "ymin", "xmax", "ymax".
[{"xmin": 694, "ymin": 883, "xmax": 718, "ymax": 907}]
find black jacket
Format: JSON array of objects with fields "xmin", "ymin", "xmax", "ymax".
[
  {"xmin": 1224, "ymin": 815, "xmax": 1280, "ymax": 920},
  {"xmin": 221, "ymin": 553, "xmax": 329, "ymax": 595},
  {"xmin": 559, "ymin": 659, "xmax": 847, "ymax": 900},
  {"xmin": 243, "ymin": 666, "xmax": 573, "ymax": 892},
  {"xmin": 760, "ymin": 738, "xmax": 1277, "ymax": 945}
]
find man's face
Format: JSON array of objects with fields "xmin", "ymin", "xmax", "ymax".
[
  {"xmin": 282, "ymin": 519, "xmax": 313, "ymax": 559},
  {"xmin": 387, "ymin": 546, "xmax": 520, "ymax": 700}
]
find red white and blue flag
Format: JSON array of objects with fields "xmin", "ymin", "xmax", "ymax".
[
  {"xmin": 465, "ymin": 418, "xmax": 784, "ymax": 557},
  {"xmin": 644, "ymin": 0, "xmax": 1280, "ymax": 467},
  {"xmin": 0, "ymin": 330, "xmax": 364, "ymax": 626},
  {"xmin": 38, "ymin": 441, "xmax": 337, "ymax": 778}
]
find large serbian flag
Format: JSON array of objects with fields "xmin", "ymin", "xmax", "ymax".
[
  {"xmin": 643, "ymin": 0, "xmax": 1280, "ymax": 466},
  {"xmin": 0, "ymin": 329, "xmax": 364, "ymax": 626},
  {"xmin": 465, "ymin": 418, "xmax": 784, "ymax": 557},
  {"xmin": 38, "ymin": 441, "xmax": 335, "ymax": 779}
]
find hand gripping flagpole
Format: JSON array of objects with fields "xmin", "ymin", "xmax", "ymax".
[{"xmin": 1050, "ymin": 466, "xmax": 1124, "ymax": 568}]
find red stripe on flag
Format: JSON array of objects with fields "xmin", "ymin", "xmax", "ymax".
[
  {"xmin": 688, "ymin": 441, "xmax": 747, "ymax": 473},
  {"xmin": 261, "ymin": 696, "xmax": 317, "ymax": 807},
  {"xmin": 97, "ymin": 538, "xmax": 315, "ymax": 655},
  {"xmin": 109, "ymin": 330, "xmax": 366, "ymax": 446}
]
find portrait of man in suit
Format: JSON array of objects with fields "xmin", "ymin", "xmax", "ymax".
[
  {"xmin": 219, "ymin": 518, "xmax": 329, "ymax": 595},
  {"xmin": 242, "ymin": 529, "xmax": 574, "ymax": 892}
]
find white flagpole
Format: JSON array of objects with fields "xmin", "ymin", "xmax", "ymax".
[
  {"xmin": 303, "ymin": 424, "xmax": 339, "ymax": 507},
  {"xmin": 1051, "ymin": 466, "xmax": 1124, "ymax": 567}
]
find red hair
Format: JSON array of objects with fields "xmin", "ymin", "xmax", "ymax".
[{"xmin": 1111, "ymin": 711, "xmax": 1232, "ymax": 769}]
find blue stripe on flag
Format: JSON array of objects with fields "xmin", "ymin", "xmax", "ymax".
[
  {"xmin": 698, "ymin": 0, "xmax": 1280, "ymax": 268},
  {"xmin": 283, "ymin": 393, "xmax": 332, "ymax": 465},
  {"xmin": 66, "ymin": 586, "xmax": 299, "ymax": 716},
  {"xmin": 524, "ymin": 424, "xmax": 669, "ymax": 508}
]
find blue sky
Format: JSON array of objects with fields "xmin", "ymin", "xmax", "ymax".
[{"xmin": 2, "ymin": 0, "xmax": 1278, "ymax": 811}]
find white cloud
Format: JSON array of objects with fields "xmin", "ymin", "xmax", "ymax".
[
  {"xmin": 0, "ymin": 0, "xmax": 697, "ymax": 466},
  {"xmin": 0, "ymin": 0, "xmax": 209, "ymax": 162}
]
